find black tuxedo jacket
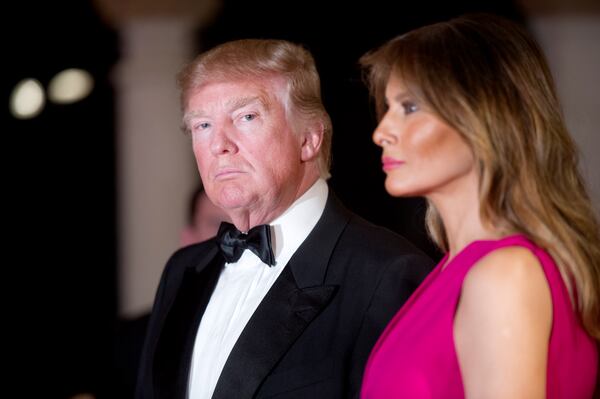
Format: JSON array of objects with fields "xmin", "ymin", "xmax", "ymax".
[{"xmin": 136, "ymin": 193, "xmax": 433, "ymax": 398}]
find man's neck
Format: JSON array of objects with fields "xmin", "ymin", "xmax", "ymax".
[{"xmin": 228, "ymin": 176, "xmax": 321, "ymax": 232}]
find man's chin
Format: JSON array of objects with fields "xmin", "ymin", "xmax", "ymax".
[
  {"xmin": 207, "ymin": 185, "xmax": 246, "ymax": 206},
  {"xmin": 216, "ymin": 196, "xmax": 253, "ymax": 212}
]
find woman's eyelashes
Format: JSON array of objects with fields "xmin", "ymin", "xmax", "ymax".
[{"xmin": 401, "ymin": 100, "xmax": 418, "ymax": 115}]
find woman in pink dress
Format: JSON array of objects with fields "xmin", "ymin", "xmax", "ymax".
[{"xmin": 359, "ymin": 14, "xmax": 599, "ymax": 398}]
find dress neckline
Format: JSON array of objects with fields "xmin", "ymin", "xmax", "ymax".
[{"xmin": 439, "ymin": 233, "xmax": 528, "ymax": 272}]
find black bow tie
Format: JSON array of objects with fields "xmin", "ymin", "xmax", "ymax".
[{"xmin": 216, "ymin": 222, "xmax": 276, "ymax": 266}]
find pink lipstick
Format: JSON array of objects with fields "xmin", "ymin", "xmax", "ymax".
[{"xmin": 382, "ymin": 156, "xmax": 405, "ymax": 171}]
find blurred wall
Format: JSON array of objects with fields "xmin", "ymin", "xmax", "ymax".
[{"xmin": 529, "ymin": 15, "xmax": 600, "ymax": 213}]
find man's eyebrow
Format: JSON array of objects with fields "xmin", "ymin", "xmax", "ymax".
[
  {"xmin": 183, "ymin": 109, "xmax": 207, "ymax": 127},
  {"xmin": 225, "ymin": 95, "xmax": 269, "ymax": 112}
]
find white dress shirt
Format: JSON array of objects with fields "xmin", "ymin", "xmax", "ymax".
[{"xmin": 187, "ymin": 179, "xmax": 329, "ymax": 399}]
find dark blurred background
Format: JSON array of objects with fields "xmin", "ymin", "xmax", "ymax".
[{"xmin": 5, "ymin": 0, "xmax": 598, "ymax": 397}]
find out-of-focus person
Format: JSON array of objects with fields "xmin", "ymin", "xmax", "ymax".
[{"xmin": 360, "ymin": 13, "xmax": 599, "ymax": 399}]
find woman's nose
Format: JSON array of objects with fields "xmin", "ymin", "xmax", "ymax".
[{"xmin": 372, "ymin": 116, "xmax": 395, "ymax": 147}]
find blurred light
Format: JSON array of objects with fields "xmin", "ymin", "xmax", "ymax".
[
  {"xmin": 48, "ymin": 68, "xmax": 94, "ymax": 104},
  {"xmin": 9, "ymin": 79, "xmax": 46, "ymax": 119}
]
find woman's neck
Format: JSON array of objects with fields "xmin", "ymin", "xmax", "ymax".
[{"xmin": 429, "ymin": 175, "xmax": 501, "ymax": 263}]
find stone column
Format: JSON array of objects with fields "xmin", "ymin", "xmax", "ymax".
[{"xmin": 92, "ymin": 0, "xmax": 221, "ymax": 317}]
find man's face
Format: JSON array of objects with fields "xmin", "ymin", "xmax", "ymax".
[{"xmin": 184, "ymin": 78, "xmax": 306, "ymax": 221}]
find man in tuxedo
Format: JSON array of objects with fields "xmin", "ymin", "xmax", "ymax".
[{"xmin": 136, "ymin": 39, "xmax": 433, "ymax": 399}]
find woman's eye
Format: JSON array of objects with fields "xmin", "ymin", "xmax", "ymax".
[
  {"xmin": 401, "ymin": 101, "xmax": 418, "ymax": 115},
  {"xmin": 242, "ymin": 113, "xmax": 256, "ymax": 122}
]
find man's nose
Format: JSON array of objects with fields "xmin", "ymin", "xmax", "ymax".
[{"xmin": 210, "ymin": 124, "xmax": 238, "ymax": 155}]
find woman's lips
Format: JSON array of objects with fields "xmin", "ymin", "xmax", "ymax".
[{"xmin": 382, "ymin": 156, "xmax": 405, "ymax": 171}]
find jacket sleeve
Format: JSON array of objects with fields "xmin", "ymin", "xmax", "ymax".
[{"xmin": 134, "ymin": 256, "xmax": 180, "ymax": 399}]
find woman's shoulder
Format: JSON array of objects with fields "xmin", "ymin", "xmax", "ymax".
[
  {"xmin": 460, "ymin": 242, "xmax": 552, "ymax": 331},
  {"xmin": 473, "ymin": 243, "xmax": 542, "ymax": 276},
  {"xmin": 461, "ymin": 233, "xmax": 550, "ymax": 283},
  {"xmin": 464, "ymin": 243, "xmax": 549, "ymax": 299},
  {"xmin": 454, "ymin": 243, "xmax": 555, "ymax": 398}
]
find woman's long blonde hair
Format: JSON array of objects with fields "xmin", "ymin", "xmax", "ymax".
[{"xmin": 361, "ymin": 14, "xmax": 600, "ymax": 338}]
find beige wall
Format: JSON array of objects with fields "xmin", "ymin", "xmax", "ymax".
[{"xmin": 529, "ymin": 15, "xmax": 600, "ymax": 213}]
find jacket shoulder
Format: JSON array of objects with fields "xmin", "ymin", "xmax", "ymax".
[
  {"xmin": 158, "ymin": 238, "xmax": 219, "ymax": 286},
  {"xmin": 344, "ymin": 213, "xmax": 431, "ymax": 259}
]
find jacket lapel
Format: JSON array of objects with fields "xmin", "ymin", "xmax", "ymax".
[
  {"xmin": 154, "ymin": 245, "xmax": 224, "ymax": 399},
  {"xmin": 212, "ymin": 192, "xmax": 351, "ymax": 398}
]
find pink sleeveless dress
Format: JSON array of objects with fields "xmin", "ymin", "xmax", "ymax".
[{"xmin": 360, "ymin": 235, "xmax": 597, "ymax": 399}]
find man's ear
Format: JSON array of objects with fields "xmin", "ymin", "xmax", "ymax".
[{"xmin": 300, "ymin": 121, "xmax": 324, "ymax": 162}]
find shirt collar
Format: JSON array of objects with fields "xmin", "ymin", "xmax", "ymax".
[{"xmin": 269, "ymin": 178, "xmax": 328, "ymax": 262}]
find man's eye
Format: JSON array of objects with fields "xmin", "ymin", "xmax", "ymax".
[
  {"xmin": 242, "ymin": 114, "xmax": 256, "ymax": 122},
  {"xmin": 401, "ymin": 101, "xmax": 418, "ymax": 115},
  {"xmin": 194, "ymin": 122, "xmax": 211, "ymax": 130}
]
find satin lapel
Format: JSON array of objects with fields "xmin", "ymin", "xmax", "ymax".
[
  {"xmin": 211, "ymin": 266, "xmax": 336, "ymax": 399},
  {"xmin": 154, "ymin": 247, "xmax": 223, "ymax": 399},
  {"xmin": 212, "ymin": 192, "xmax": 351, "ymax": 399},
  {"xmin": 287, "ymin": 192, "xmax": 351, "ymax": 289}
]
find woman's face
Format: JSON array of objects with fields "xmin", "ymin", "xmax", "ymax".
[{"xmin": 372, "ymin": 74, "xmax": 476, "ymax": 199}]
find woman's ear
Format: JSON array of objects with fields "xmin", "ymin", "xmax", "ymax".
[{"xmin": 300, "ymin": 121, "xmax": 324, "ymax": 162}]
